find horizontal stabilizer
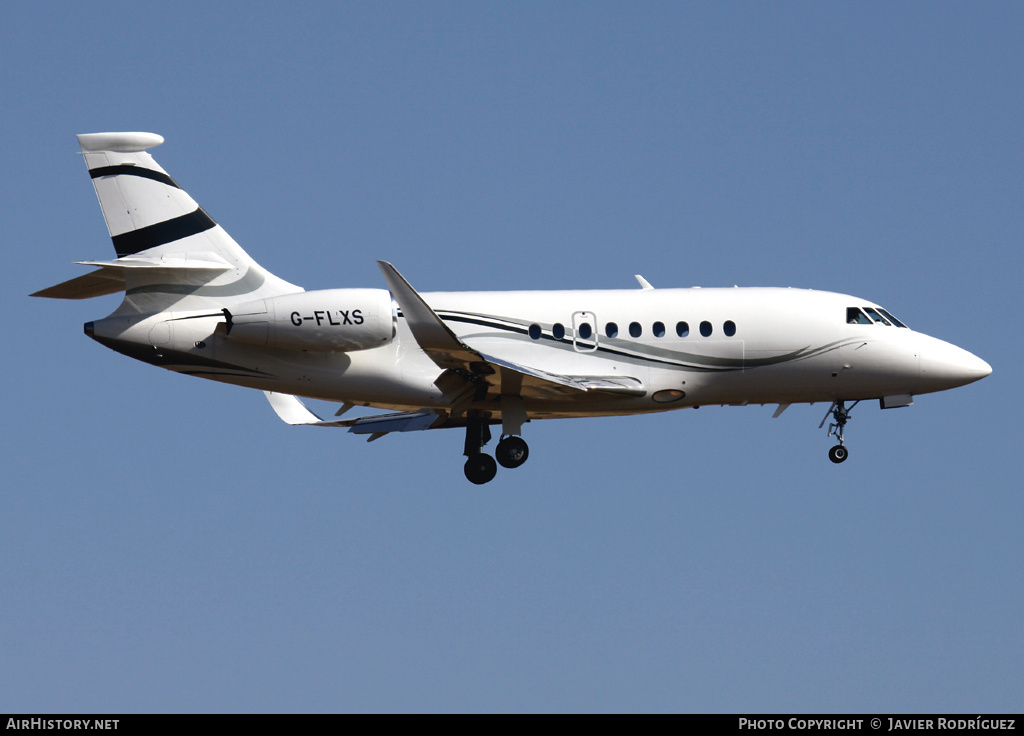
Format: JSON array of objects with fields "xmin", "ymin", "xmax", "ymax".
[
  {"xmin": 31, "ymin": 268, "xmax": 126, "ymax": 300},
  {"xmin": 77, "ymin": 253, "xmax": 232, "ymax": 271},
  {"xmin": 32, "ymin": 253, "xmax": 233, "ymax": 300}
]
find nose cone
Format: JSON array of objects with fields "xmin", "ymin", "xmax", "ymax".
[{"xmin": 919, "ymin": 339, "xmax": 992, "ymax": 392}]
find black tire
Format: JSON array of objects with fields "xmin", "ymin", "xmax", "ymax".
[
  {"xmin": 464, "ymin": 453, "xmax": 498, "ymax": 484},
  {"xmin": 828, "ymin": 445, "xmax": 849, "ymax": 464},
  {"xmin": 496, "ymin": 436, "xmax": 530, "ymax": 469}
]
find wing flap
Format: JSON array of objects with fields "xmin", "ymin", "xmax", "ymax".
[
  {"xmin": 475, "ymin": 351, "xmax": 586, "ymax": 391},
  {"xmin": 346, "ymin": 412, "xmax": 443, "ymax": 434},
  {"xmin": 575, "ymin": 376, "xmax": 646, "ymax": 395},
  {"xmin": 264, "ymin": 391, "xmax": 444, "ymax": 434}
]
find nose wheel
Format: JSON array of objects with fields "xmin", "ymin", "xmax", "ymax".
[
  {"xmin": 828, "ymin": 445, "xmax": 849, "ymax": 464},
  {"xmin": 820, "ymin": 400, "xmax": 859, "ymax": 464}
]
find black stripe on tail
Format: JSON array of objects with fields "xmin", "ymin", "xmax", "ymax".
[
  {"xmin": 112, "ymin": 208, "xmax": 217, "ymax": 257},
  {"xmin": 89, "ymin": 165, "xmax": 181, "ymax": 189}
]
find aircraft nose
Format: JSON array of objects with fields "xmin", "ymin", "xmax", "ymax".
[{"xmin": 919, "ymin": 340, "xmax": 992, "ymax": 390}]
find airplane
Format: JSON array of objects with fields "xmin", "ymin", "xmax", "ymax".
[{"xmin": 33, "ymin": 132, "xmax": 992, "ymax": 484}]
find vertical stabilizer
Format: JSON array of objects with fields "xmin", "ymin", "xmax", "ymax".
[{"xmin": 75, "ymin": 132, "xmax": 300, "ymax": 314}]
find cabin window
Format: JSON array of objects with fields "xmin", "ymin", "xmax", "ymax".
[
  {"xmin": 724, "ymin": 320, "xmax": 736, "ymax": 337},
  {"xmin": 847, "ymin": 307, "xmax": 872, "ymax": 325},
  {"xmin": 676, "ymin": 321, "xmax": 689, "ymax": 337},
  {"xmin": 528, "ymin": 324, "xmax": 541, "ymax": 340},
  {"xmin": 700, "ymin": 321, "xmax": 712, "ymax": 337},
  {"xmin": 605, "ymin": 322, "xmax": 618, "ymax": 338},
  {"xmin": 629, "ymin": 322, "xmax": 642, "ymax": 338},
  {"xmin": 553, "ymin": 323, "xmax": 565, "ymax": 340},
  {"xmin": 653, "ymin": 321, "xmax": 665, "ymax": 337},
  {"xmin": 578, "ymin": 322, "xmax": 593, "ymax": 340},
  {"xmin": 877, "ymin": 308, "xmax": 907, "ymax": 328}
]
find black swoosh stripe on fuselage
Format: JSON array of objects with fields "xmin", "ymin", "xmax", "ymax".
[
  {"xmin": 90, "ymin": 334, "xmax": 274, "ymax": 378},
  {"xmin": 434, "ymin": 311, "xmax": 856, "ymax": 373}
]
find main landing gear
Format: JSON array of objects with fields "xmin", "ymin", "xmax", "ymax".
[
  {"xmin": 820, "ymin": 400, "xmax": 859, "ymax": 464},
  {"xmin": 462, "ymin": 415, "xmax": 530, "ymax": 484},
  {"xmin": 464, "ymin": 453, "xmax": 498, "ymax": 485},
  {"xmin": 496, "ymin": 436, "xmax": 529, "ymax": 468}
]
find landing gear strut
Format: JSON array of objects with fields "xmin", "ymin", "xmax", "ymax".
[
  {"xmin": 463, "ymin": 415, "xmax": 497, "ymax": 484},
  {"xmin": 820, "ymin": 400, "xmax": 859, "ymax": 464}
]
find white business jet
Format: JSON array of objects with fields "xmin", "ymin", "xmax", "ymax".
[{"xmin": 34, "ymin": 132, "xmax": 991, "ymax": 484}]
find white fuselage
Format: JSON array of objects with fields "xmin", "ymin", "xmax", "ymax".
[{"xmin": 87, "ymin": 284, "xmax": 990, "ymax": 420}]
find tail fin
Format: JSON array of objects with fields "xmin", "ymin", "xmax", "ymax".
[
  {"xmin": 78, "ymin": 132, "xmax": 209, "ymax": 259},
  {"xmin": 33, "ymin": 132, "xmax": 300, "ymax": 313}
]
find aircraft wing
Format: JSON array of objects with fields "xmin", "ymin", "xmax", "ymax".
[
  {"xmin": 377, "ymin": 261, "xmax": 645, "ymax": 401},
  {"xmin": 475, "ymin": 351, "xmax": 645, "ymax": 395},
  {"xmin": 377, "ymin": 261, "xmax": 485, "ymax": 370},
  {"xmin": 264, "ymin": 391, "xmax": 448, "ymax": 440},
  {"xmin": 262, "ymin": 264, "xmax": 645, "ymax": 438}
]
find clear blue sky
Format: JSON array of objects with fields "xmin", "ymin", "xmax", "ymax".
[{"xmin": 2, "ymin": 1, "xmax": 1020, "ymax": 713}]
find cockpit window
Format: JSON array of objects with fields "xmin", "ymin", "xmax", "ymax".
[
  {"xmin": 877, "ymin": 308, "xmax": 908, "ymax": 328},
  {"xmin": 847, "ymin": 307, "xmax": 872, "ymax": 325},
  {"xmin": 848, "ymin": 305, "xmax": 909, "ymax": 328},
  {"xmin": 863, "ymin": 308, "xmax": 891, "ymax": 325}
]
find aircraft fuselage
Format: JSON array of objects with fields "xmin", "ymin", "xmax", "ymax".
[{"xmin": 86, "ymin": 284, "xmax": 989, "ymax": 419}]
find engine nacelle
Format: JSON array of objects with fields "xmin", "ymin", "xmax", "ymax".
[{"xmin": 226, "ymin": 288, "xmax": 396, "ymax": 352}]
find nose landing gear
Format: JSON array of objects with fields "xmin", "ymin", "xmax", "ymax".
[
  {"xmin": 828, "ymin": 444, "xmax": 849, "ymax": 464},
  {"xmin": 820, "ymin": 400, "xmax": 859, "ymax": 464}
]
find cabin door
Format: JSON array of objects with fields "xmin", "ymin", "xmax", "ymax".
[{"xmin": 572, "ymin": 311, "xmax": 598, "ymax": 352}]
